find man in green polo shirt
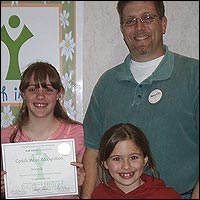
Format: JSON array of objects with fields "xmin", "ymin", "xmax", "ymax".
[{"xmin": 81, "ymin": 1, "xmax": 199, "ymax": 199}]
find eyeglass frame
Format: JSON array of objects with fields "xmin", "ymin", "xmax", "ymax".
[
  {"xmin": 122, "ymin": 13, "xmax": 161, "ymax": 27},
  {"xmin": 25, "ymin": 84, "xmax": 58, "ymax": 95}
]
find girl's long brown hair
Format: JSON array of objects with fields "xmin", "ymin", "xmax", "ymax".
[
  {"xmin": 10, "ymin": 61, "xmax": 80, "ymax": 142},
  {"xmin": 98, "ymin": 123, "xmax": 159, "ymax": 187}
]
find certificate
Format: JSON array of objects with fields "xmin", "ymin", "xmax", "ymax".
[{"xmin": 2, "ymin": 139, "xmax": 78, "ymax": 199}]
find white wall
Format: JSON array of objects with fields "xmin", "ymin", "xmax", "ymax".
[{"xmin": 83, "ymin": 1, "xmax": 199, "ymax": 117}]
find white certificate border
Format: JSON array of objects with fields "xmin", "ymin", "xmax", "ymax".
[{"xmin": 2, "ymin": 139, "xmax": 78, "ymax": 199}]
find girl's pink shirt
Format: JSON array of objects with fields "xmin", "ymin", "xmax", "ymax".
[{"xmin": 1, "ymin": 121, "xmax": 85, "ymax": 199}]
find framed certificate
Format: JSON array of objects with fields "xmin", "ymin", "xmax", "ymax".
[{"xmin": 2, "ymin": 139, "xmax": 78, "ymax": 199}]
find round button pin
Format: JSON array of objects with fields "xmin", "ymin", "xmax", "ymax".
[{"xmin": 148, "ymin": 89, "xmax": 162, "ymax": 104}]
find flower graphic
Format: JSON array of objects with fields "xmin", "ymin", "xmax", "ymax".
[
  {"xmin": 1, "ymin": 105, "xmax": 15, "ymax": 128},
  {"xmin": 63, "ymin": 98, "xmax": 77, "ymax": 120},
  {"xmin": 60, "ymin": 31, "xmax": 76, "ymax": 62},
  {"xmin": 60, "ymin": 10, "xmax": 70, "ymax": 29},
  {"xmin": 62, "ymin": 72, "xmax": 73, "ymax": 90}
]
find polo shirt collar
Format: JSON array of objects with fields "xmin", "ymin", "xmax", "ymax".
[{"xmin": 115, "ymin": 45, "xmax": 174, "ymax": 84}]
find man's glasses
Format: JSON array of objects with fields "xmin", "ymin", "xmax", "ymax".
[{"xmin": 123, "ymin": 13, "xmax": 160, "ymax": 27}]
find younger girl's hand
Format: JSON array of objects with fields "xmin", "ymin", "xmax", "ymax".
[
  {"xmin": 70, "ymin": 162, "xmax": 85, "ymax": 186},
  {"xmin": 1, "ymin": 170, "xmax": 7, "ymax": 197}
]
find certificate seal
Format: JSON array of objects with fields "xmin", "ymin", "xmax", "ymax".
[{"xmin": 58, "ymin": 143, "xmax": 71, "ymax": 155}]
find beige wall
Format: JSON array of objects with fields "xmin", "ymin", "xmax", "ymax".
[{"xmin": 83, "ymin": 1, "xmax": 199, "ymax": 117}]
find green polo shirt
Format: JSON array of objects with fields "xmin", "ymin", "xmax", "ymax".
[{"xmin": 83, "ymin": 45, "xmax": 199, "ymax": 194}]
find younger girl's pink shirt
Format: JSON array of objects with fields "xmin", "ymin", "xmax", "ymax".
[{"xmin": 1, "ymin": 121, "xmax": 85, "ymax": 199}]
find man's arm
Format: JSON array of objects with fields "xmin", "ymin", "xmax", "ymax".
[
  {"xmin": 191, "ymin": 179, "xmax": 199, "ymax": 199},
  {"xmin": 81, "ymin": 148, "xmax": 99, "ymax": 199}
]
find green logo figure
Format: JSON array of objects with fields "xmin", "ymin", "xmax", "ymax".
[{"xmin": 1, "ymin": 15, "xmax": 34, "ymax": 80}]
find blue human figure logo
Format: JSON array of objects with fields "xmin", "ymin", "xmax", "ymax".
[
  {"xmin": 1, "ymin": 15, "xmax": 34, "ymax": 80},
  {"xmin": 1, "ymin": 86, "xmax": 8, "ymax": 102}
]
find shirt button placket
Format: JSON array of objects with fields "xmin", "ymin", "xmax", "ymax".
[{"xmin": 132, "ymin": 84, "xmax": 143, "ymax": 106}]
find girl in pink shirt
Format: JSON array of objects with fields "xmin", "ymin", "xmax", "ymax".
[{"xmin": 1, "ymin": 62, "xmax": 85, "ymax": 199}]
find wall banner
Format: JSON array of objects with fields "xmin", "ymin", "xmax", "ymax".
[{"xmin": 1, "ymin": 1, "xmax": 84, "ymax": 128}]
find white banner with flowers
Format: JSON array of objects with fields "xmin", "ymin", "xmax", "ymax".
[{"xmin": 1, "ymin": 1, "xmax": 83, "ymax": 128}]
